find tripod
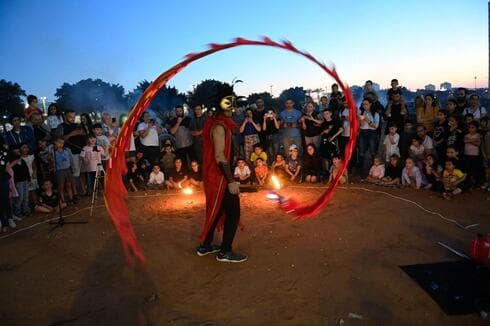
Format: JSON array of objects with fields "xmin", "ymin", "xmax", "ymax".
[
  {"xmin": 90, "ymin": 163, "xmax": 105, "ymax": 217},
  {"xmin": 50, "ymin": 149, "xmax": 88, "ymax": 231}
]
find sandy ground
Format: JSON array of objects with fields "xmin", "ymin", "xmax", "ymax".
[{"xmin": 0, "ymin": 184, "xmax": 489, "ymax": 325}]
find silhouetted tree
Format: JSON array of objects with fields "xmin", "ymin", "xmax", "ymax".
[
  {"xmin": 126, "ymin": 80, "xmax": 186, "ymax": 114},
  {"xmin": 187, "ymin": 79, "xmax": 235, "ymax": 109},
  {"xmin": 278, "ymin": 87, "xmax": 306, "ymax": 110},
  {"xmin": 55, "ymin": 78, "xmax": 126, "ymax": 113},
  {"xmin": 0, "ymin": 79, "xmax": 26, "ymax": 118}
]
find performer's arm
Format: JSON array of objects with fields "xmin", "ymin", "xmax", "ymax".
[{"xmin": 212, "ymin": 124, "xmax": 239, "ymax": 195}]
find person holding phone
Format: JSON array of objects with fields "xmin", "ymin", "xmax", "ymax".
[{"xmin": 80, "ymin": 135, "xmax": 105, "ymax": 195}]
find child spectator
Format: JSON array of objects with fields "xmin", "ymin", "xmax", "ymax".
[
  {"xmin": 423, "ymin": 154, "xmax": 443, "ymax": 190},
  {"xmin": 250, "ymin": 144, "xmax": 268, "ymax": 166},
  {"xmin": 20, "ymin": 143, "xmax": 38, "ymax": 204},
  {"xmin": 381, "ymin": 154, "xmax": 402, "ymax": 186},
  {"xmin": 399, "ymin": 121, "xmax": 416, "ymax": 160},
  {"xmin": 445, "ymin": 146, "xmax": 465, "ymax": 172},
  {"xmin": 165, "ymin": 158, "xmax": 187, "ymax": 189},
  {"xmin": 234, "ymin": 159, "xmax": 251, "ymax": 185},
  {"xmin": 54, "ymin": 139, "xmax": 75, "ymax": 204},
  {"xmin": 463, "ymin": 120, "xmax": 482, "ymax": 187},
  {"xmin": 366, "ymin": 155, "xmax": 385, "ymax": 183},
  {"xmin": 80, "ymin": 135, "xmax": 105, "ymax": 195},
  {"xmin": 125, "ymin": 161, "xmax": 142, "ymax": 192},
  {"xmin": 433, "ymin": 110, "xmax": 449, "ymax": 160},
  {"xmin": 442, "ymin": 158, "xmax": 466, "ymax": 199},
  {"xmin": 409, "ymin": 137, "xmax": 425, "ymax": 169},
  {"xmin": 446, "ymin": 115, "xmax": 464, "ymax": 153},
  {"xmin": 160, "ymin": 141, "xmax": 176, "ymax": 175},
  {"xmin": 328, "ymin": 155, "xmax": 348, "ymax": 184},
  {"xmin": 303, "ymin": 144, "xmax": 322, "ymax": 183},
  {"xmin": 35, "ymin": 179, "xmax": 66, "ymax": 213},
  {"xmin": 463, "ymin": 113, "xmax": 474, "ymax": 134},
  {"xmin": 383, "ymin": 123, "xmax": 400, "ymax": 162},
  {"xmin": 11, "ymin": 145, "xmax": 31, "ymax": 217},
  {"xmin": 187, "ymin": 160, "xmax": 203, "ymax": 188},
  {"xmin": 287, "ymin": 144, "xmax": 302, "ymax": 183},
  {"xmin": 402, "ymin": 157, "xmax": 426, "ymax": 189},
  {"xmin": 46, "ymin": 103, "xmax": 64, "ymax": 134},
  {"xmin": 36, "ymin": 139, "xmax": 54, "ymax": 183},
  {"xmin": 254, "ymin": 157, "xmax": 269, "ymax": 186},
  {"xmin": 136, "ymin": 150, "xmax": 151, "ymax": 183},
  {"xmin": 271, "ymin": 153, "xmax": 290, "ymax": 182},
  {"xmin": 93, "ymin": 123, "xmax": 110, "ymax": 166},
  {"xmin": 147, "ymin": 164, "xmax": 165, "ymax": 190}
]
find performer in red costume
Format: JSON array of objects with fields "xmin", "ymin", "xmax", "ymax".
[{"xmin": 196, "ymin": 86, "xmax": 247, "ymax": 263}]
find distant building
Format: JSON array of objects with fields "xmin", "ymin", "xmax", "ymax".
[
  {"xmin": 440, "ymin": 82, "xmax": 452, "ymax": 91},
  {"xmin": 424, "ymin": 84, "xmax": 436, "ymax": 91}
]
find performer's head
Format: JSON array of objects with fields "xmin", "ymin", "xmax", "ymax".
[{"xmin": 214, "ymin": 83, "xmax": 235, "ymax": 117}]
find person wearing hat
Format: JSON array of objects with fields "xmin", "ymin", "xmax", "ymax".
[{"xmin": 196, "ymin": 84, "xmax": 247, "ymax": 263}]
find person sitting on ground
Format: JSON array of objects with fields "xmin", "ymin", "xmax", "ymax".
[
  {"xmin": 366, "ymin": 155, "xmax": 385, "ymax": 184},
  {"xmin": 271, "ymin": 153, "xmax": 290, "ymax": 183},
  {"xmin": 423, "ymin": 153, "xmax": 443, "ymax": 191},
  {"xmin": 303, "ymin": 143, "xmax": 322, "ymax": 183},
  {"xmin": 136, "ymin": 150, "xmax": 151, "ymax": 183},
  {"xmin": 446, "ymin": 146, "xmax": 465, "ymax": 172},
  {"xmin": 402, "ymin": 157, "xmax": 426, "ymax": 189},
  {"xmin": 250, "ymin": 144, "xmax": 268, "ymax": 166},
  {"xmin": 254, "ymin": 157, "xmax": 268, "ymax": 186},
  {"xmin": 147, "ymin": 164, "xmax": 165, "ymax": 190},
  {"xmin": 442, "ymin": 158, "xmax": 466, "ymax": 199},
  {"xmin": 160, "ymin": 140, "xmax": 176, "ymax": 175},
  {"xmin": 381, "ymin": 154, "xmax": 402, "ymax": 186},
  {"xmin": 234, "ymin": 158, "xmax": 251, "ymax": 185},
  {"xmin": 287, "ymin": 144, "xmax": 302, "ymax": 183},
  {"xmin": 125, "ymin": 161, "xmax": 144, "ymax": 192},
  {"xmin": 165, "ymin": 158, "xmax": 188, "ymax": 189},
  {"xmin": 328, "ymin": 155, "xmax": 348, "ymax": 184},
  {"xmin": 187, "ymin": 160, "xmax": 203, "ymax": 188},
  {"xmin": 35, "ymin": 179, "xmax": 66, "ymax": 213}
]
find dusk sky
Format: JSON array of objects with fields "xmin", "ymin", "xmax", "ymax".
[{"xmin": 0, "ymin": 0, "xmax": 487, "ymax": 101}]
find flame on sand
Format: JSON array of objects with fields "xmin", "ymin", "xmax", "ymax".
[{"xmin": 271, "ymin": 175, "xmax": 281, "ymax": 189}]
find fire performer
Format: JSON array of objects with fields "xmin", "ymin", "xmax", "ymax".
[{"xmin": 196, "ymin": 85, "xmax": 247, "ymax": 263}]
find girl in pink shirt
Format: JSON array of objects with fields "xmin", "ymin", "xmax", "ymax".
[{"xmin": 463, "ymin": 121, "xmax": 482, "ymax": 186}]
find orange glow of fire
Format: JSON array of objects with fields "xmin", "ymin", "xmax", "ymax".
[
  {"xmin": 183, "ymin": 187, "xmax": 193, "ymax": 195},
  {"xmin": 271, "ymin": 175, "xmax": 281, "ymax": 189}
]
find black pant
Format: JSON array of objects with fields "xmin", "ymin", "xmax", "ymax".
[
  {"xmin": 176, "ymin": 145, "xmax": 193, "ymax": 167},
  {"xmin": 141, "ymin": 145, "xmax": 161, "ymax": 165},
  {"xmin": 0, "ymin": 180, "xmax": 12, "ymax": 226},
  {"xmin": 203, "ymin": 190, "xmax": 240, "ymax": 252}
]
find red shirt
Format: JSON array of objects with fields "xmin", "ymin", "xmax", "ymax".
[{"xmin": 24, "ymin": 107, "xmax": 43, "ymax": 120}]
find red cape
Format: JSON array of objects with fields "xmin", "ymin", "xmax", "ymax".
[{"xmin": 199, "ymin": 114, "xmax": 237, "ymax": 243}]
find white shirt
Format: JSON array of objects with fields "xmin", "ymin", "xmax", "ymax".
[
  {"xmin": 234, "ymin": 166, "xmax": 251, "ymax": 178},
  {"xmin": 383, "ymin": 133, "xmax": 400, "ymax": 161},
  {"xmin": 421, "ymin": 135, "xmax": 434, "ymax": 151},
  {"xmin": 80, "ymin": 145, "xmax": 104, "ymax": 172},
  {"xmin": 463, "ymin": 107, "xmax": 487, "ymax": 121},
  {"xmin": 148, "ymin": 171, "xmax": 165, "ymax": 185},
  {"xmin": 340, "ymin": 108, "xmax": 350, "ymax": 137},
  {"xmin": 357, "ymin": 109, "xmax": 380, "ymax": 130},
  {"xmin": 137, "ymin": 122, "xmax": 159, "ymax": 146}
]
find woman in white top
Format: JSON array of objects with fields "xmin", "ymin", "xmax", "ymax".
[{"xmin": 358, "ymin": 98, "xmax": 380, "ymax": 174}]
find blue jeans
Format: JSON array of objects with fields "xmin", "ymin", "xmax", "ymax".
[
  {"xmin": 14, "ymin": 181, "xmax": 30, "ymax": 216},
  {"xmin": 264, "ymin": 133, "xmax": 281, "ymax": 164},
  {"xmin": 358, "ymin": 129, "xmax": 379, "ymax": 172}
]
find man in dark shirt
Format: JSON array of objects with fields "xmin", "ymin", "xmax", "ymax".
[
  {"xmin": 189, "ymin": 105, "xmax": 208, "ymax": 164},
  {"xmin": 253, "ymin": 98, "xmax": 267, "ymax": 146}
]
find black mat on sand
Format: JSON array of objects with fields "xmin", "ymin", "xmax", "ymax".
[{"xmin": 400, "ymin": 260, "xmax": 490, "ymax": 315}]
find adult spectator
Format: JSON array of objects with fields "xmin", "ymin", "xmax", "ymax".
[
  {"xmin": 328, "ymin": 84, "xmax": 343, "ymax": 116},
  {"xmin": 137, "ymin": 112, "xmax": 161, "ymax": 164},
  {"xmin": 358, "ymin": 98, "xmax": 380, "ymax": 173},
  {"xmin": 262, "ymin": 108, "xmax": 280, "ymax": 164},
  {"xmin": 300, "ymin": 101, "xmax": 323, "ymax": 149},
  {"xmin": 102, "ymin": 112, "xmax": 119, "ymax": 140},
  {"xmin": 232, "ymin": 107, "xmax": 245, "ymax": 162},
  {"xmin": 30, "ymin": 112, "xmax": 51, "ymax": 143},
  {"xmin": 385, "ymin": 89, "xmax": 407, "ymax": 132},
  {"xmin": 3, "ymin": 116, "xmax": 36, "ymax": 153},
  {"xmin": 318, "ymin": 96, "xmax": 329, "ymax": 113},
  {"xmin": 169, "ymin": 105, "xmax": 193, "ymax": 166},
  {"xmin": 416, "ymin": 93, "xmax": 439, "ymax": 133},
  {"xmin": 386, "ymin": 79, "xmax": 401, "ymax": 103},
  {"xmin": 253, "ymin": 98, "xmax": 267, "ymax": 145},
  {"xmin": 189, "ymin": 104, "xmax": 208, "ymax": 163},
  {"xmin": 80, "ymin": 113, "xmax": 93, "ymax": 136},
  {"xmin": 463, "ymin": 94, "xmax": 487, "ymax": 122},
  {"xmin": 24, "ymin": 95, "xmax": 43, "ymax": 121},
  {"xmin": 279, "ymin": 98, "xmax": 303, "ymax": 155},
  {"xmin": 415, "ymin": 125, "xmax": 434, "ymax": 155},
  {"xmin": 56, "ymin": 110, "xmax": 87, "ymax": 192},
  {"xmin": 239, "ymin": 108, "xmax": 261, "ymax": 162},
  {"xmin": 363, "ymin": 80, "xmax": 378, "ymax": 100},
  {"xmin": 455, "ymin": 87, "xmax": 468, "ymax": 115}
]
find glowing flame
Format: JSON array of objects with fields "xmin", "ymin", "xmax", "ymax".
[
  {"xmin": 271, "ymin": 175, "xmax": 281, "ymax": 189},
  {"xmin": 183, "ymin": 187, "xmax": 193, "ymax": 195},
  {"xmin": 266, "ymin": 193, "xmax": 280, "ymax": 200}
]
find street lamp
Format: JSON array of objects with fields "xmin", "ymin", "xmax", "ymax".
[
  {"xmin": 474, "ymin": 76, "xmax": 477, "ymax": 91},
  {"xmin": 40, "ymin": 96, "xmax": 47, "ymax": 114}
]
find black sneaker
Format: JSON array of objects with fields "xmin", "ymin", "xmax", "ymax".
[
  {"xmin": 196, "ymin": 244, "xmax": 221, "ymax": 257},
  {"xmin": 216, "ymin": 251, "xmax": 248, "ymax": 263}
]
